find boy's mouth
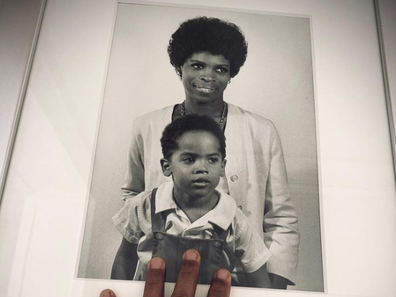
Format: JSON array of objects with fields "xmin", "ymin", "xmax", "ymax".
[{"xmin": 192, "ymin": 178, "xmax": 210, "ymax": 186}]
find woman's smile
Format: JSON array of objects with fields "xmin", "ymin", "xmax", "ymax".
[
  {"xmin": 193, "ymin": 84, "xmax": 215, "ymax": 93},
  {"xmin": 180, "ymin": 52, "xmax": 230, "ymax": 105}
]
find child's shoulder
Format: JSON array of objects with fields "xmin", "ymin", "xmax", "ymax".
[
  {"xmin": 229, "ymin": 201, "xmax": 254, "ymax": 235},
  {"xmin": 123, "ymin": 189, "xmax": 153, "ymax": 215},
  {"xmin": 234, "ymin": 207, "xmax": 250, "ymax": 224},
  {"xmin": 217, "ymin": 191, "xmax": 237, "ymax": 209},
  {"xmin": 129, "ymin": 182, "xmax": 172, "ymax": 213},
  {"xmin": 112, "ymin": 189, "xmax": 154, "ymax": 233},
  {"xmin": 216, "ymin": 191, "xmax": 242, "ymax": 224}
]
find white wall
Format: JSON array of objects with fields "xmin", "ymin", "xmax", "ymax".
[
  {"xmin": 377, "ymin": 0, "xmax": 396, "ymax": 162},
  {"xmin": 0, "ymin": 0, "xmax": 46, "ymax": 291},
  {"xmin": 0, "ymin": 0, "xmax": 46, "ymax": 199}
]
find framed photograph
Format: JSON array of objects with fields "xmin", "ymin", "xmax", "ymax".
[
  {"xmin": 76, "ymin": 1, "xmax": 322, "ymax": 293},
  {"xmin": 1, "ymin": 0, "xmax": 395, "ymax": 297}
]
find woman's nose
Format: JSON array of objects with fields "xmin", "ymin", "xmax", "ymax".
[{"xmin": 200, "ymin": 69, "xmax": 215, "ymax": 82}]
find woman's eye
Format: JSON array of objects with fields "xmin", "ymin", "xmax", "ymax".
[
  {"xmin": 216, "ymin": 67, "xmax": 228, "ymax": 73},
  {"xmin": 191, "ymin": 63, "xmax": 203, "ymax": 69}
]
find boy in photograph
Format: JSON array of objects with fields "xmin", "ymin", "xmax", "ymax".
[{"xmin": 111, "ymin": 114, "xmax": 272, "ymax": 287}]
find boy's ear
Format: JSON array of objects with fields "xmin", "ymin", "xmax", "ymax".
[
  {"xmin": 220, "ymin": 158, "xmax": 227, "ymax": 177},
  {"xmin": 161, "ymin": 158, "xmax": 172, "ymax": 177}
]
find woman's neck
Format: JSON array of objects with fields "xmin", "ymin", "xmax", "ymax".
[{"xmin": 184, "ymin": 99, "xmax": 225, "ymax": 117}]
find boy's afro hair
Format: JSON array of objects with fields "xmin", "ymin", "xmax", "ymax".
[{"xmin": 161, "ymin": 114, "xmax": 226, "ymax": 160}]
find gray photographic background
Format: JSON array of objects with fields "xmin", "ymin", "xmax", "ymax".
[{"xmin": 77, "ymin": 3, "xmax": 323, "ymax": 292}]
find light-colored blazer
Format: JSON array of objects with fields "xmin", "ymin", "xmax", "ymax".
[{"xmin": 122, "ymin": 103, "xmax": 299, "ymax": 284}]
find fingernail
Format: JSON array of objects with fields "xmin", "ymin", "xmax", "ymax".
[
  {"xmin": 100, "ymin": 289, "xmax": 115, "ymax": 297},
  {"xmin": 183, "ymin": 249, "xmax": 199, "ymax": 260},
  {"xmin": 215, "ymin": 269, "xmax": 230, "ymax": 280},
  {"xmin": 150, "ymin": 257, "xmax": 164, "ymax": 269}
]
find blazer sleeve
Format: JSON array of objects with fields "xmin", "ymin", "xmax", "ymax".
[
  {"xmin": 121, "ymin": 117, "xmax": 146, "ymax": 201},
  {"xmin": 264, "ymin": 122, "xmax": 300, "ymax": 285}
]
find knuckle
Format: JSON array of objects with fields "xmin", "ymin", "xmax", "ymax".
[
  {"xmin": 208, "ymin": 285, "xmax": 229, "ymax": 297},
  {"xmin": 178, "ymin": 270, "xmax": 198, "ymax": 278},
  {"xmin": 209, "ymin": 288, "xmax": 224, "ymax": 297}
]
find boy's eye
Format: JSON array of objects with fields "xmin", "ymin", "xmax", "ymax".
[
  {"xmin": 182, "ymin": 157, "xmax": 195, "ymax": 163},
  {"xmin": 208, "ymin": 157, "xmax": 219, "ymax": 164}
]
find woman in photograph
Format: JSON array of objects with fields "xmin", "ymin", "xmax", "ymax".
[{"xmin": 119, "ymin": 16, "xmax": 299, "ymax": 289}]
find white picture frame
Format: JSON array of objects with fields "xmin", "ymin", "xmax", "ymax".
[{"xmin": 0, "ymin": 0, "xmax": 395, "ymax": 297}]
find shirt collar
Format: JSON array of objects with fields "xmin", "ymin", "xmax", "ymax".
[
  {"xmin": 155, "ymin": 181, "xmax": 237, "ymax": 231},
  {"xmin": 155, "ymin": 181, "xmax": 177, "ymax": 213},
  {"xmin": 207, "ymin": 190, "xmax": 236, "ymax": 230}
]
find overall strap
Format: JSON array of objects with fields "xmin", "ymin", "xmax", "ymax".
[{"xmin": 212, "ymin": 224, "xmax": 229, "ymax": 241}]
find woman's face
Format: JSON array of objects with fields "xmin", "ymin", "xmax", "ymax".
[{"xmin": 180, "ymin": 52, "xmax": 231, "ymax": 105}]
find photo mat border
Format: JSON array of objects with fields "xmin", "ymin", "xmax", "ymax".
[{"xmin": 75, "ymin": 0, "xmax": 325, "ymax": 294}]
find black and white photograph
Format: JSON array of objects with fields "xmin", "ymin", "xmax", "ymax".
[
  {"xmin": 2, "ymin": 0, "xmax": 396, "ymax": 297},
  {"xmin": 77, "ymin": 3, "xmax": 323, "ymax": 292}
]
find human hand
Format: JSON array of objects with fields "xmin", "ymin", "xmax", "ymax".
[{"xmin": 100, "ymin": 249, "xmax": 231, "ymax": 297}]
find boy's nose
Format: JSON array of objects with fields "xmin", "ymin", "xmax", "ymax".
[
  {"xmin": 195, "ymin": 167, "xmax": 208, "ymax": 174},
  {"xmin": 194, "ymin": 162, "xmax": 208, "ymax": 174}
]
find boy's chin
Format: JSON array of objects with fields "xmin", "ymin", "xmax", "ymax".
[
  {"xmin": 189, "ymin": 188, "xmax": 217, "ymax": 198},
  {"xmin": 173, "ymin": 184, "xmax": 217, "ymax": 200}
]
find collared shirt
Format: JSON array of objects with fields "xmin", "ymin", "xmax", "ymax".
[{"xmin": 113, "ymin": 181, "xmax": 271, "ymax": 279}]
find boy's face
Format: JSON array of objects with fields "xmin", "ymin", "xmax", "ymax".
[{"xmin": 161, "ymin": 130, "xmax": 226, "ymax": 200}]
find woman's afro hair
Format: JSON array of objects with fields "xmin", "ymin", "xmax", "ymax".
[{"xmin": 167, "ymin": 17, "xmax": 248, "ymax": 78}]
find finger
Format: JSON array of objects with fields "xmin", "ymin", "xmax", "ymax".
[
  {"xmin": 100, "ymin": 289, "xmax": 116, "ymax": 297},
  {"xmin": 143, "ymin": 257, "xmax": 166, "ymax": 297},
  {"xmin": 207, "ymin": 269, "xmax": 231, "ymax": 297},
  {"xmin": 171, "ymin": 249, "xmax": 201, "ymax": 297}
]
